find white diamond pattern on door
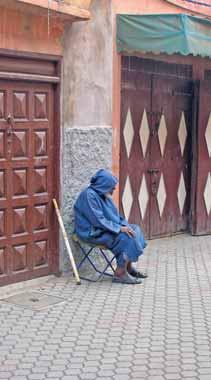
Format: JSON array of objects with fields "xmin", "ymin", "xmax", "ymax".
[
  {"xmin": 177, "ymin": 172, "xmax": 187, "ymax": 215},
  {"xmin": 120, "ymin": 69, "xmax": 151, "ymax": 237},
  {"xmin": 205, "ymin": 112, "xmax": 211, "ymax": 157},
  {"xmin": 122, "ymin": 176, "xmax": 133, "ymax": 220},
  {"xmin": 204, "ymin": 172, "xmax": 211, "ymax": 216},
  {"xmin": 194, "ymin": 80, "xmax": 211, "ymax": 234},
  {"xmin": 138, "ymin": 174, "xmax": 149, "ymax": 220},
  {"xmin": 139, "ymin": 109, "xmax": 150, "ymax": 157},
  {"xmin": 158, "ymin": 114, "xmax": 168, "ymax": 157},
  {"xmin": 123, "ymin": 108, "xmax": 134, "ymax": 158},
  {"xmin": 157, "ymin": 173, "xmax": 167, "ymax": 218},
  {"xmin": 120, "ymin": 58, "xmax": 192, "ymax": 238},
  {"xmin": 150, "ymin": 75, "xmax": 192, "ymax": 237},
  {"xmin": 178, "ymin": 112, "xmax": 187, "ymax": 156}
]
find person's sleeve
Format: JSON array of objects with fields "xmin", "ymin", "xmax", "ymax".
[
  {"xmin": 119, "ymin": 214, "xmax": 129, "ymax": 226},
  {"xmin": 86, "ymin": 192, "xmax": 121, "ymax": 234}
]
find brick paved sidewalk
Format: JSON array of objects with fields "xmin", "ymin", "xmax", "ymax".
[{"xmin": 1, "ymin": 234, "xmax": 211, "ymax": 380}]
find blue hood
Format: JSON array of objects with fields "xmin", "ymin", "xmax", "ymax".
[{"xmin": 90, "ymin": 169, "xmax": 118, "ymax": 195}]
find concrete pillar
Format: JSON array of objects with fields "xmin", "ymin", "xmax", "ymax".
[{"xmin": 61, "ymin": 0, "xmax": 113, "ymax": 271}]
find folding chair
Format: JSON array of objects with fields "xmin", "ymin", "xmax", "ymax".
[{"xmin": 72, "ymin": 233, "xmax": 116, "ymax": 282}]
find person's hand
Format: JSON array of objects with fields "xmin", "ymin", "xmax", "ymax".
[{"xmin": 120, "ymin": 226, "xmax": 135, "ymax": 237}]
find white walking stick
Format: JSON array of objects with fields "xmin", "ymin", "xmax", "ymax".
[{"xmin": 53, "ymin": 199, "xmax": 81, "ymax": 285}]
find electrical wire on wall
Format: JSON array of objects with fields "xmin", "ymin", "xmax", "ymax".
[
  {"xmin": 48, "ymin": 0, "xmax": 50, "ymax": 37},
  {"xmin": 47, "ymin": 0, "xmax": 63, "ymax": 37}
]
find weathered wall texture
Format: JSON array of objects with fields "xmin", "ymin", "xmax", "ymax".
[
  {"xmin": 112, "ymin": 0, "xmax": 184, "ymax": 14},
  {"xmin": 0, "ymin": 5, "xmax": 63, "ymax": 54},
  {"xmin": 164, "ymin": 0, "xmax": 211, "ymax": 16},
  {"xmin": 63, "ymin": 127, "xmax": 112, "ymax": 225},
  {"xmin": 61, "ymin": 0, "xmax": 113, "ymax": 270},
  {"xmin": 63, "ymin": 0, "xmax": 112, "ymax": 127},
  {"xmin": 61, "ymin": 126, "xmax": 112, "ymax": 271}
]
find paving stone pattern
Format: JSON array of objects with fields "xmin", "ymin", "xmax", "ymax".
[{"xmin": 1, "ymin": 234, "xmax": 211, "ymax": 380}]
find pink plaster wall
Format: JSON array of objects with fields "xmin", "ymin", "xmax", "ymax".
[
  {"xmin": 112, "ymin": 0, "xmax": 183, "ymax": 14},
  {"xmin": 165, "ymin": 0, "xmax": 211, "ymax": 17},
  {"xmin": 112, "ymin": 0, "xmax": 211, "ymax": 15},
  {"xmin": 0, "ymin": 6, "xmax": 63, "ymax": 55}
]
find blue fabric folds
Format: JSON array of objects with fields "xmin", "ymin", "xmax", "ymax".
[{"xmin": 74, "ymin": 169, "xmax": 147, "ymax": 265}]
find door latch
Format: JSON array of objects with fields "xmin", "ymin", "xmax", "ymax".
[
  {"xmin": 147, "ymin": 168, "xmax": 159, "ymax": 174},
  {"xmin": 6, "ymin": 114, "xmax": 14, "ymax": 142},
  {"xmin": 151, "ymin": 181, "xmax": 157, "ymax": 195},
  {"xmin": 7, "ymin": 124, "xmax": 13, "ymax": 137}
]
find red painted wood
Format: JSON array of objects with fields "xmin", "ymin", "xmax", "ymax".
[
  {"xmin": 194, "ymin": 80, "xmax": 211, "ymax": 234},
  {"xmin": 0, "ymin": 55, "xmax": 57, "ymax": 77},
  {"xmin": 0, "ymin": 80, "xmax": 58, "ymax": 285},
  {"xmin": 120, "ymin": 57, "xmax": 193, "ymax": 239},
  {"xmin": 150, "ymin": 76, "xmax": 192, "ymax": 237},
  {"xmin": 120, "ymin": 69, "xmax": 151, "ymax": 237}
]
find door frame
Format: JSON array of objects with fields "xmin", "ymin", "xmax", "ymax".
[{"xmin": 0, "ymin": 48, "xmax": 62, "ymax": 278}]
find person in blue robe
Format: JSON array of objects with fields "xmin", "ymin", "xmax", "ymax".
[{"xmin": 74, "ymin": 169, "xmax": 147, "ymax": 284}]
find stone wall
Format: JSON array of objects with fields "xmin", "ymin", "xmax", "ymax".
[
  {"xmin": 61, "ymin": 0, "xmax": 113, "ymax": 271},
  {"xmin": 61, "ymin": 126, "xmax": 112, "ymax": 271}
]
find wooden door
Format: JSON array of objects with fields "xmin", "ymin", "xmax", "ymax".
[
  {"xmin": 150, "ymin": 76, "xmax": 192, "ymax": 237},
  {"xmin": 194, "ymin": 80, "xmax": 211, "ymax": 234},
  {"xmin": 120, "ymin": 63, "xmax": 193, "ymax": 238},
  {"xmin": 0, "ymin": 80, "xmax": 58, "ymax": 286},
  {"xmin": 120, "ymin": 69, "xmax": 151, "ymax": 237}
]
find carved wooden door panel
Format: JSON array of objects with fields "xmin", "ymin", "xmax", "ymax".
[
  {"xmin": 194, "ymin": 80, "xmax": 211, "ymax": 234},
  {"xmin": 120, "ymin": 63, "xmax": 192, "ymax": 239},
  {"xmin": 150, "ymin": 76, "xmax": 192, "ymax": 237},
  {"xmin": 0, "ymin": 80, "xmax": 58, "ymax": 286},
  {"xmin": 120, "ymin": 69, "xmax": 151, "ymax": 237}
]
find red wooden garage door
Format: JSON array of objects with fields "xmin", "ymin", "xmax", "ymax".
[
  {"xmin": 0, "ymin": 80, "xmax": 58, "ymax": 285},
  {"xmin": 120, "ymin": 58, "xmax": 193, "ymax": 239},
  {"xmin": 194, "ymin": 79, "xmax": 211, "ymax": 234}
]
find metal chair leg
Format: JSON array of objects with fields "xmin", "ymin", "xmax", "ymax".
[{"xmin": 75, "ymin": 242, "xmax": 116, "ymax": 282}]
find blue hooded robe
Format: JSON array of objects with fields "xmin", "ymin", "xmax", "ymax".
[{"xmin": 74, "ymin": 169, "xmax": 147, "ymax": 267}]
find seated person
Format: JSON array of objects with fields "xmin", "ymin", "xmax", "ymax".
[{"xmin": 74, "ymin": 169, "xmax": 147, "ymax": 284}]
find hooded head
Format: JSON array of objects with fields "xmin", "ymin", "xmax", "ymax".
[{"xmin": 90, "ymin": 169, "xmax": 118, "ymax": 196}]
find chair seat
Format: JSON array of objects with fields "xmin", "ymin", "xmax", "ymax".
[
  {"xmin": 72, "ymin": 233, "xmax": 115, "ymax": 282},
  {"xmin": 72, "ymin": 233, "xmax": 106, "ymax": 249}
]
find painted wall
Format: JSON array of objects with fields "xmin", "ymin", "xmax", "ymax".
[
  {"xmin": 165, "ymin": 0, "xmax": 211, "ymax": 17},
  {"xmin": 0, "ymin": 5, "xmax": 63, "ymax": 55},
  {"xmin": 63, "ymin": 0, "xmax": 112, "ymax": 127},
  {"xmin": 112, "ymin": 0, "xmax": 183, "ymax": 14}
]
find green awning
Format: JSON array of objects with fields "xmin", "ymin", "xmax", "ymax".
[{"xmin": 117, "ymin": 14, "xmax": 211, "ymax": 58}]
